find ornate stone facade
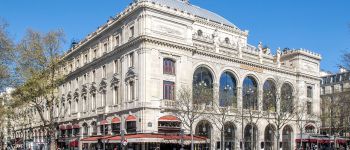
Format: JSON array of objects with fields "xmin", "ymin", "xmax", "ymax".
[{"xmin": 9, "ymin": 0, "xmax": 321, "ymax": 150}]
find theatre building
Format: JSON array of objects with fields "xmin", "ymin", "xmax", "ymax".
[{"xmin": 9, "ymin": 0, "xmax": 322, "ymax": 150}]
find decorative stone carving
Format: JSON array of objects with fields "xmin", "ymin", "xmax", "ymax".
[
  {"xmin": 99, "ymin": 79, "xmax": 107, "ymax": 93},
  {"xmin": 81, "ymin": 85, "xmax": 88, "ymax": 96},
  {"xmin": 277, "ymin": 47, "xmax": 281, "ymax": 68},
  {"xmin": 110, "ymin": 73, "xmax": 121, "ymax": 88},
  {"xmin": 89, "ymin": 82, "xmax": 97, "ymax": 94},
  {"xmin": 125, "ymin": 67, "xmax": 137, "ymax": 82}
]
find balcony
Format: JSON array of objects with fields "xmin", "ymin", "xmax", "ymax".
[{"xmin": 160, "ymin": 99, "xmax": 177, "ymax": 109}]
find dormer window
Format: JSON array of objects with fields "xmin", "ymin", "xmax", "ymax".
[
  {"xmin": 163, "ymin": 58, "xmax": 175, "ymax": 75},
  {"xmin": 225, "ymin": 37, "xmax": 230, "ymax": 44},
  {"xmin": 197, "ymin": 30, "xmax": 203, "ymax": 36}
]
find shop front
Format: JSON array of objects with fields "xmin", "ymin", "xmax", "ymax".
[{"xmin": 81, "ymin": 133, "xmax": 207, "ymax": 150}]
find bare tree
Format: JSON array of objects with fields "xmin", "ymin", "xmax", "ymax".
[
  {"xmin": 209, "ymin": 92, "xmax": 240, "ymax": 150},
  {"xmin": 264, "ymin": 79, "xmax": 297, "ymax": 150},
  {"xmin": 241, "ymin": 86, "xmax": 265, "ymax": 150},
  {"xmin": 11, "ymin": 29, "xmax": 65, "ymax": 150},
  {"xmin": 174, "ymin": 85, "xmax": 210, "ymax": 150}
]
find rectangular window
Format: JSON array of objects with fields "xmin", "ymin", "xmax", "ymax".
[
  {"xmin": 83, "ymin": 96, "xmax": 87, "ymax": 112},
  {"xmin": 126, "ymin": 121, "xmax": 136, "ymax": 133},
  {"xmin": 307, "ymin": 102, "xmax": 312, "ymax": 114},
  {"xmin": 112, "ymin": 123, "xmax": 120, "ymax": 135},
  {"xmin": 92, "ymin": 70, "xmax": 96, "ymax": 82},
  {"xmin": 83, "ymin": 74, "xmax": 87, "ymax": 84},
  {"xmin": 130, "ymin": 26, "xmax": 134, "ymax": 39},
  {"xmin": 75, "ymin": 99, "xmax": 79, "ymax": 113},
  {"xmin": 93, "ymin": 49, "xmax": 97, "ymax": 59},
  {"xmin": 114, "ymin": 60, "xmax": 119, "ymax": 74},
  {"xmin": 76, "ymin": 78, "xmax": 79, "ymax": 88},
  {"xmin": 100, "ymin": 125, "xmax": 108, "ymax": 135},
  {"xmin": 69, "ymin": 81, "xmax": 72, "ymax": 91},
  {"xmin": 331, "ymin": 86, "xmax": 335, "ymax": 93},
  {"xmin": 103, "ymin": 43, "xmax": 108, "ymax": 53},
  {"xmin": 163, "ymin": 59, "xmax": 176, "ymax": 75},
  {"xmin": 102, "ymin": 65, "xmax": 106, "ymax": 78},
  {"xmin": 76, "ymin": 58, "xmax": 80, "ymax": 68},
  {"xmin": 84, "ymin": 54, "xmax": 88, "ymax": 64},
  {"xmin": 70, "ymin": 64, "xmax": 73, "ymax": 72},
  {"xmin": 114, "ymin": 86, "xmax": 119, "ymax": 105},
  {"xmin": 129, "ymin": 81, "xmax": 135, "ymax": 100},
  {"xmin": 101, "ymin": 93, "xmax": 106, "ymax": 107},
  {"xmin": 92, "ymin": 94, "xmax": 96, "ymax": 109},
  {"xmin": 115, "ymin": 36, "xmax": 120, "ymax": 47},
  {"xmin": 163, "ymin": 81, "xmax": 175, "ymax": 100},
  {"xmin": 129, "ymin": 52, "xmax": 134, "ymax": 67},
  {"xmin": 307, "ymin": 86, "xmax": 313, "ymax": 98}
]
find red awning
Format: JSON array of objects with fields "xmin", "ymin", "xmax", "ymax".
[
  {"xmin": 100, "ymin": 120, "xmax": 109, "ymax": 125},
  {"xmin": 73, "ymin": 124, "xmax": 80, "ymax": 129},
  {"xmin": 111, "ymin": 117, "xmax": 121, "ymax": 123},
  {"xmin": 66, "ymin": 125, "xmax": 72, "ymax": 130},
  {"xmin": 69, "ymin": 140, "xmax": 79, "ymax": 147},
  {"xmin": 106, "ymin": 133, "xmax": 207, "ymax": 143},
  {"xmin": 159, "ymin": 115, "xmax": 180, "ymax": 122},
  {"xmin": 337, "ymin": 139, "xmax": 347, "ymax": 144},
  {"xmin": 59, "ymin": 125, "xmax": 65, "ymax": 130},
  {"xmin": 126, "ymin": 115, "xmax": 137, "ymax": 121}
]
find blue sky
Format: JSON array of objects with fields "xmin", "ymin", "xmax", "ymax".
[{"xmin": 1, "ymin": 0, "xmax": 349, "ymax": 73}]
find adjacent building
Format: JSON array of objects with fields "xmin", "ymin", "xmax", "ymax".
[
  {"xmin": 8, "ymin": 0, "xmax": 322, "ymax": 150},
  {"xmin": 320, "ymin": 68, "xmax": 350, "ymax": 138}
]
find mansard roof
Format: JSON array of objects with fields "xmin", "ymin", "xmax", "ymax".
[{"xmin": 139, "ymin": 0, "xmax": 237, "ymax": 28}]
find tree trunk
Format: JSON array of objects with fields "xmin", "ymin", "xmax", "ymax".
[
  {"xmin": 299, "ymin": 129, "xmax": 302, "ymax": 150},
  {"xmin": 276, "ymin": 132, "xmax": 280, "ymax": 150},
  {"xmin": 190, "ymin": 125, "xmax": 194, "ymax": 150},
  {"xmin": 221, "ymin": 128, "xmax": 225, "ymax": 150}
]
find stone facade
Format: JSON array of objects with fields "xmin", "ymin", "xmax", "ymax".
[
  {"xmin": 320, "ymin": 68, "xmax": 350, "ymax": 136},
  {"xmin": 9, "ymin": 0, "xmax": 322, "ymax": 150}
]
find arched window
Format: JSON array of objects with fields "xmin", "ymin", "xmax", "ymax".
[
  {"xmin": 91, "ymin": 122, "xmax": 97, "ymax": 135},
  {"xmin": 281, "ymin": 83, "xmax": 293, "ymax": 113},
  {"xmin": 305, "ymin": 125, "xmax": 315, "ymax": 133},
  {"xmin": 244, "ymin": 124, "xmax": 258, "ymax": 150},
  {"xmin": 263, "ymin": 80, "xmax": 276, "ymax": 111},
  {"xmin": 224, "ymin": 122, "xmax": 236, "ymax": 150},
  {"xmin": 264, "ymin": 124, "xmax": 275, "ymax": 150},
  {"xmin": 282, "ymin": 125, "xmax": 293, "ymax": 150},
  {"xmin": 195, "ymin": 120, "xmax": 211, "ymax": 138},
  {"xmin": 243, "ymin": 76, "xmax": 258, "ymax": 110},
  {"xmin": 111, "ymin": 117, "xmax": 121, "ymax": 135},
  {"xmin": 219, "ymin": 72, "xmax": 237, "ymax": 107},
  {"xmin": 193, "ymin": 67, "xmax": 213, "ymax": 105},
  {"xmin": 126, "ymin": 115, "xmax": 137, "ymax": 133},
  {"xmin": 197, "ymin": 30, "xmax": 203, "ymax": 36},
  {"xmin": 82, "ymin": 123, "xmax": 88, "ymax": 136},
  {"xmin": 225, "ymin": 37, "xmax": 230, "ymax": 44},
  {"xmin": 163, "ymin": 58, "xmax": 176, "ymax": 75}
]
